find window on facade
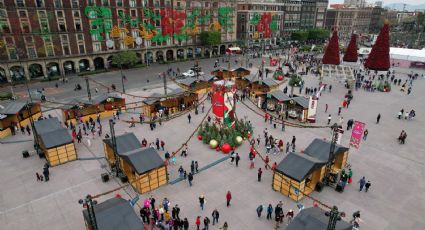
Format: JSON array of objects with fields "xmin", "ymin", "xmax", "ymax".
[
  {"xmin": 94, "ymin": 43, "xmax": 101, "ymax": 52},
  {"xmin": 177, "ymin": 1, "xmax": 180, "ymax": 7},
  {"xmin": 61, "ymin": 34, "xmax": 68, "ymax": 41},
  {"xmin": 73, "ymin": 10, "xmax": 80, "ymax": 17},
  {"xmin": 16, "ymin": 0, "xmax": 24, "ymax": 7},
  {"xmin": 21, "ymin": 22, "xmax": 30, "ymax": 33},
  {"xmin": 28, "ymin": 47, "xmax": 37, "ymax": 58},
  {"xmin": 57, "ymin": 11, "xmax": 64, "ymax": 18},
  {"xmin": 35, "ymin": 0, "xmax": 44, "ymax": 7},
  {"xmin": 40, "ymin": 19, "xmax": 49, "ymax": 32},
  {"xmin": 63, "ymin": 45, "xmax": 70, "ymax": 55},
  {"xmin": 79, "ymin": 44, "xmax": 85, "ymax": 54},
  {"xmin": 38, "ymin": 10, "xmax": 46, "ymax": 18},
  {"xmin": 131, "ymin": 10, "xmax": 136, "ymax": 17},
  {"xmin": 87, "ymin": 0, "xmax": 94, "ymax": 6},
  {"xmin": 25, "ymin": 36, "xmax": 33, "ymax": 43},
  {"xmin": 46, "ymin": 44, "xmax": 54, "ymax": 56},
  {"xmin": 1, "ymin": 21, "xmax": 10, "ymax": 33},
  {"xmin": 75, "ymin": 21, "xmax": 82, "ymax": 31},
  {"xmin": 72, "ymin": 0, "xmax": 78, "ymax": 8},
  {"xmin": 102, "ymin": 0, "xmax": 108, "ymax": 6},
  {"xmin": 19, "ymin": 10, "xmax": 27, "ymax": 17},
  {"xmin": 130, "ymin": 0, "xmax": 136, "ymax": 7},
  {"xmin": 117, "ymin": 0, "xmax": 123, "ymax": 7},
  {"xmin": 0, "ymin": 9, "xmax": 6, "ymax": 17},
  {"xmin": 59, "ymin": 22, "xmax": 66, "ymax": 32},
  {"xmin": 77, "ymin": 34, "xmax": 83, "ymax": 41},
  {"xmin": 54, "ymin": 0, "xmax": 61, "ymax": 7},
  {"xmin": 0, "ymin": 0, "xmax": 4, "ymax": 8},
  {"xmin": 9, "ymin": 48, "xmax": 17, "ymax": 59}
]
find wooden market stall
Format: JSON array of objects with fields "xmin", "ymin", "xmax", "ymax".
[
  {"xmin": 211, "ymin": 67, "xmax": 250, "ymax": 80},
  {"xmin": 277, "ymin": 95, "xmax": 310, "ymax": 122},
  {"xmin": 0, "ymin": 101, "xmax": 42, "ymax": 138},
  {"xmin": 103, "ymin": 133, "xmax": 167, "ymax": 194},
  {"xmin": 264, "ymin": 90, "xmax": 291, "ymax": 112},
  {"xmin": 82, "ymin": 197, "xmax": 143, "ymax": 230},
  {"xmin": 142, "ymin": 88, "xmax": 198, "ymax": 118},
  {"xmin": 287, "ymin": 207, "xmax": 352, "ymax": 230},
  {"xmin": 177, "ymin": 75, "xmax": 216, "ymax": 94},
  {"xmin": 61, "ymin": 93, "xmax": 125, "ymax": 125},
  {"xmin": 273, "ymin": 138, "xmax": 349, "ymax": 201},
  {"xmin": 34, "ymin": 117, "xmax": 76, "ymax": 166},
  {"xmin": 250, "ymin": 78, "xmax": 280, "ymax": 96}
]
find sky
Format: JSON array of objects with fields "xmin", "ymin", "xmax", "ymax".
[{"xmin": 328, "ymin": 0, "xmax": 422, "ymax": 5}]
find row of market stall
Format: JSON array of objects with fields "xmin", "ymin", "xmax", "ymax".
[{"xmin": 0, "ymin": 101, "xmax": 41, "ymax": 138}]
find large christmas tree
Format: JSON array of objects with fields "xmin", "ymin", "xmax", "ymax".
[
  {"xmin": 322, "ymin": 30, "xmax": 340, "ymax": 65},
  {"xmin": 343, "ymin": 34, "xmax": 358, "ymax": 62},
  {"xmin": 365, "ymin": 22, "xmax": 390, "ymax": 70}
]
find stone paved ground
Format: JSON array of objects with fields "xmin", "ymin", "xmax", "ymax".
[{"xmin": 1, "ymin": 62, "xmax": 425, "ymax": 230}]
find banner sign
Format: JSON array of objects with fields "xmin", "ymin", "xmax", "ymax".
[
  {"xmin": 307, "ymin": 96, "xmax": 318, "ymax": 122},
  {"xmin": 349, "ymin": 121, "xmax": 365, "ymax": 149}
]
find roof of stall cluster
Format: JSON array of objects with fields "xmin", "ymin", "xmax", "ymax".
[{"xmin": 34, "ymin": 117, "xmax": 73, "ymax": 148}]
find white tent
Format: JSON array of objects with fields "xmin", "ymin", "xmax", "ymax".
[{"xmin": 389, "ymin": 48, "xmax": 425, "ymax": 62}]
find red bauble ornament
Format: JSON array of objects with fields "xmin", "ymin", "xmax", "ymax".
[
  {"xmin": 277, "ymin": 75, "xmax": 284, "ymax": 81},
  {"xmin": 216, "ymin": 147, "xmax": 220, "ymax": 152},
  {"xmin": 247, "ymin": 132, "xmax": 251, "ymax": 139},
  {"xmin": 197, "ymin": 135, "xmax": 203, "ymax": 140},
  {"xmin": 221, "ymin": 143, "xmax": 231, "ymax": 154}
]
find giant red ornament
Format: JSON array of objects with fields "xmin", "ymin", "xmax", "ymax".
[
  {"xmin": 221, "ymin": 143, "xmax": 231, "ymax": 154},
  {"xmin": 322, "ymin": 30, "xmax": 340, "ymax": 65},
  {"xmin": 197, "ymin": 135, "xmax": 203, "ymax": 140},
  {"xmin": 364, "ymin": 22, "xmax": 390, "ymax": 71},
  {"xmin": 277, "ymin": 75, "xmax": 284, "ymax": 81}
]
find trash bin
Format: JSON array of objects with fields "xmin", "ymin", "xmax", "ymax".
[
  {"xmin": 101, "ymin": 173, "xmax": 109, "ymax": 183},
  {"xmin": 119, "ymin": 173, "xmax": 128, "ymax": 183},
  {"xmin": 22, "ymin": 150, "xmax": 30, "ymax": 158}
]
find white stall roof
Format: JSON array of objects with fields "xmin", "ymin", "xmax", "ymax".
[{"xmin": 390, "ymin": 48, "xmax": 425, "ymax": 62}]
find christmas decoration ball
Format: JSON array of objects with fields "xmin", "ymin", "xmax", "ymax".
[
  {"xmin": 221, "ymin": 143, "xmax": 231, "ymax": 154},
  {"xmin": 209, "ymin": 139, "xmax": 218, "ymax": 149},
  {"xmin": 197, "ymin": 135, "xmax": 203, "ymax": 140},
  {"xmin": 216, "ymin": 147, "xmax": 220, "ymax": 152},
  {"xmin": 277, "ymin": 75, "xmax": 284, "ymax": 81},
  {"xmin": 236, "ymin": 136, "xmax": 243, "ymax": 145}
]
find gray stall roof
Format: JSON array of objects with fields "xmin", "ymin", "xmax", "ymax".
[
  {"xmin": 120, "ymin": 147, "xmax": 164, "ymax": 174},
  {"xmin": 270, "ymin": 91, "xmax": 291, "ymax": 102},
  {"xmin": 243, "ymin": 74, "xmax": 257, "ymax": 82},
  {"xmin": 286, "ymin": 207, "xmax": 352, "ymax": 230},
  {"xmin": 276, "ymin": 152, "xmax": 325, "ymax": 182},
  {"xmin": 34, "ymin": 117, "xmax": 62, "ymax": 135},
  {"xmin": 0, "ymin": 101, "xmax": 28, "ymax": 115},
  {"xmin": 103, "ymin": 133, "xmax": 142, "ymax": 155},
  {"xmin": 34, "ymin": 117, "xmax": 73, "ymax": 148},
  {"xmin": 292, "ymin": 96, "xmax": 310, "ymax": 108},
  {"xmin": 39, "ymin": 128, "xmax": 73, "ymax": 148},
  {"xmin": 82, "ymin": 197, "xmax": 143, "ymax": 230},
  {"xmin": 304, "ymin": 138, "xmax": 349, "ymax": 162},
  {"xmin": 261, "ymin": 78, "xmax": 279, "ymax": 87}
]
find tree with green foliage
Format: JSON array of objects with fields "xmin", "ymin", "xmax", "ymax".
[
  {"xmin": 291, "ymin": 31, "xmax": 308, "ymax": 41},
  {"xmin": 288, "ymin": 74, "xmax": 303, "ymax": 97},
  {"xmin": 307, "ymin": 28, "xmax": 330, "ymax": 41},
  {"xmin": 199, "ymin": 31, "xmax": 222, "ymax": 46},
  {"xmin": 112, "ymin": 51, "xmax": 138, "ymax": 68}
]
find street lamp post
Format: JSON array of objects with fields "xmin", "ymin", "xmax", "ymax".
[
  {"xmin": 85, "ymin": 77, "xmax": 91, "ymax": 101},
  {"xmin": 109, "ymin": 119, "xmax": 120, "ymax": 176},
  {"xmin": 119, "ymin": 64, "xmax": 125, "ymax": 93},
  {"xmin": 324, "ymin": 123, "xmax": 340, "ymax": 186},
  {"xmin": 79, "ymin": 195, "xmax": 98, "ymax": 230}
]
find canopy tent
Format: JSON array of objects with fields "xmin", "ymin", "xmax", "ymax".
[{"xmin": 389, "ymin": 48, "xmax": 425, "ymax": 62}]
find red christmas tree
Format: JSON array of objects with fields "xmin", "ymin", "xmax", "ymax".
[
  {"xmin": 343, "ymin": 34, "xmax": 358, "ymax": 62},
  {"xmin": 322, "ymin": 30, "xmax": 340, "ymax": 65},
  {"xmin": 365, "ymin": 22, "xmax": 390, "ymax": 70}
]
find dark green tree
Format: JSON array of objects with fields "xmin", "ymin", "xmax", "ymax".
[
  {"xmin": 112, "ymin": 50, "xmax": 138, "ymax": 68},
  {"xmin": 290, "ymin": 31, "xmax": 308, "ymax": 41},
  {"xmin": 307, "ymin": 28, "xmax": 330, "ymax": 41},
  {"xmin": 199, "ymin": 31, "xmax": 221, "ymax": 46}
]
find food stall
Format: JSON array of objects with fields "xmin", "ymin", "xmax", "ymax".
[
  {"xmin": 177, "ymin": 75, "xmax": 216, "ymax": 94},
  {"xmin": 103, "ymin": 133, "xmax": 167, "ymax": 194},
  {"xmin": 34, "ymin": 117, "xmax": 76, "ymax": 166},
  {"xmin": 273, "ymin": 138, "xmax": 349, "ymax": 201},
  {"xmin": 0, "ymin": 101, "xmax": 42, "ymax": 138},
  {"xmin": 211, "ymin": 67, "xmax": 250, "ymax": 80}
]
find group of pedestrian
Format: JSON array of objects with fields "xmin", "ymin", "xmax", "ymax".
[
  {"xmin": 397, "ymin": 108, "xmax": 416, "ymax": 120},
  {"xmin": 36, "ymin": 163, "xmax": 50, "ymax": 182},
  {"xmin": 256, "ymin": 201, "xmax": 294, "ymax": 228},
  {"xmin": 358, "ymin": 176, "xmax": 372, "ymax": 192}
]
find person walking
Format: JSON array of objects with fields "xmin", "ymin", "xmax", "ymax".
[
  {"xmin": 195, "ymin": 161, "xmax": 199, "ymax": 173},
  {"xmin": 363, "ymin": 129, "xmax": 369, "ymax": 141},
  {"xmin": 42, "ymin": 165, "xmax": 49, "ymax": 182},
  {"xmin": 212, "ymin": 209, "xmax": 219, "ymax": 225},
  {"xmin": 195, "ymin": 216, "xmax": 201, "ymax": 230},
  {"xmin": 338, "ymin": 107, "xmax": 342, "ymax": 116},
  {"xmin": 359, "ymin": 176, "xmax": 366, "ymax": 191},
  {"xmin": 203, "ymin": 217, "xmax": 210, "ymax": 230},
  {"xmin": 258, "ymin": 168, "xmax": 263, "ymax": 182},
  {"xmin": 187, "ymin": 114, "xmax": 192, "ymax": 123},
  {"xmin": 266, "ymin": 204, "xmax": 273, "ymax": 220},
  {"xmin": 325, "ymin": 103, "xmax": 328, "ymax": 112},
  {"xmin": 265, "ymin": 155, "xmax": 270, "ymax": 169},
  {"xmin": 291, "ymin": 136, "xmax": 296, "ymax": 148},
  {"xmin": 256, "ymin": 205, "xmax": 263, "ymax": 218},
  {"xmin": 199, "ymin": 195, "xmax": 205, "ymax": 210},
  {"xmin": 183, "ymin": 218, "xmax": 189, "ymax": 230},
  {"xmin": 226, "ymin": 191, "xmax": 232, "ymax": 207},
  {"xmin": 188, "ymin": 172, "xmax": 193, "ymax": 187},
  {"xmin": 328, "ymin": 114, "xmax": 332, "ymax": 125},
  {"xmin": 281, "ymin": 121, "xmax": 285, "ymax": 132},
  {"xmin": 235, "ymin": 153, "xmax": 240, "ymax": 167},
  {"xmin": 286, "ymin": 209, "xmax": 294, "ymax": 224},
  {"xmin": 376, "ymin": 113, "xmax": 381, "ymax": 124},
  {"xmin": 365, "ymin": 181, "xmax": 372, "ymax": 192},
  {"xmin": 190, "ymin": 161, "xmax": 195, "ymax": 174},
  {"xmin": 220, "ymin": 222, "xmax": 228, "ymax": 230}
]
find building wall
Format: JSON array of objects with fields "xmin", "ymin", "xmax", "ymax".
[
  {"xmin": 0, "ymin": 0, "xmax": 237, "ymax": 82},
  {"xmin": 325, "ymin": 7, "xmax": 374, "ymax": 40}
]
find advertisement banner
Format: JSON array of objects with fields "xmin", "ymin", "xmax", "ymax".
[
  {"xmin": 349, "ymin": 121, "xmax": 365, "ymax": 149},
  {"xmin": 307, "ymin": 96, "xmax": 318, "ymax": 122}
]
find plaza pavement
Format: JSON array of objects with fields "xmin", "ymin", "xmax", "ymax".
[{"xmin": 0, "ymin": 61, "xmax": 425, "ymax": 230}]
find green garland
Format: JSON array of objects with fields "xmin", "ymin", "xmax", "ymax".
[{"xmin": 198, "ymin": 119, "xmax": 253, "ymax": 147}]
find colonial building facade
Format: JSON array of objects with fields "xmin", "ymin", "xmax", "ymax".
[
  {"xmin": 236, "ymin": 0, "xmax": 328, "ymax": 47},
  {"xmin": 0, "ymin": 0, "xmax": 237, "ymax": 82}
]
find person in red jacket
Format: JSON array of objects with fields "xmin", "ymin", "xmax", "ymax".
[
  {"xmin": 195, "ymin": 216, "xmax": 201, "ymax": 230},
  {"xmin": 226, "ymin": 191, "xmax": 232, "ymax": 207}
]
